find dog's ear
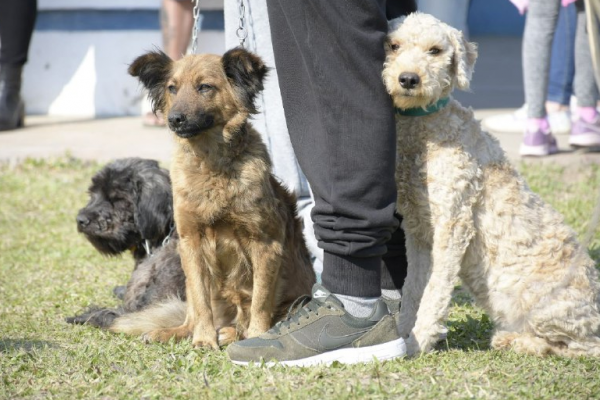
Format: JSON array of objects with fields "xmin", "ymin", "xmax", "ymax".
[
  {"xmin": 449, "ymin": 29, "xmax": 478, "ymax": 91},
  {"xmin": 129, "ymin": 51, "xmax": 173, "ymax": 113},
  {"xmin": 222, "ymin": 47, "xmax": 268, "ymax": 114},
  {"xmin": 132, "ymin": 161, "xmax": 173, "ymax": 244}
]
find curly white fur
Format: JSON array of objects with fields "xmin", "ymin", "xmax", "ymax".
[{"xmin": 384, "ymin": 13, "xmax": 600, "ymax": 357}]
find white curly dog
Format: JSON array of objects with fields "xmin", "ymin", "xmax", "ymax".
[{"xmin": 384, "ymin": 13, "xmax": 600, "ymax": 357}]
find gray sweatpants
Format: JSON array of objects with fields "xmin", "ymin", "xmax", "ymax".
[
  {"xmin": 524, "ymin": 0, "xmax": 599, "ymax": 118},
  {"xmin": 224, "ymin": 0, "xmax": 324, "ymax": 274}
]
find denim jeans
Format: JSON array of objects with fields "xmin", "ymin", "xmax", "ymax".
[{"xmin": 548, "ymin": 3, "xmax": 576, "ymax": 106}]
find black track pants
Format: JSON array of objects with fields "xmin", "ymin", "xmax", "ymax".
[{"xmin": 266, "ymin": 0, "xmax": 413, "ymax": 296}]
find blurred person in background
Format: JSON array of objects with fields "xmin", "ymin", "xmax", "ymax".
[
  {"xmin": 0, "ymin": 0, "xmax": 37, "ymax": 131},
  {"xmin": 143, "ymin": 0, "xmax": 194, "ymax": 127},
  {"xmin": 514, "ymin": 0, "xmax": 599, "ymax": 156},
  {"xmin": 483, "ymin": 3, "xmax": 577, "ymax": 138}
]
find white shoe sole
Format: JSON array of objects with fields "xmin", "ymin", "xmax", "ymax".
[
  {"xmin": 231, "ymin": 337, "xmax": 407, "ymax": 368},
  {"xmin": 483, "ymin": 108, "xmax": 571, "ymax": 135},
  {"xmin": 569, "ymin": 133, "xmax": 600, "ymax": 147},
  {"xmin": 520, "ymin": 143, "xmax": 555, "ymax": 156}
]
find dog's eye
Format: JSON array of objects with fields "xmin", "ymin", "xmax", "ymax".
[
  {"xmin": 168, "ymin": 85, "xmax": 177, "ymax": 94},
  {"xmin": 390, "ymin": 43, "xmax": 400, "ymax": 52},
  {"xmin": 428, "ymin": 47, "xmax": 441, "ymax": 55},
  {"xmin": 197, "ymin": 84, "xmax": 213, "ymax": 93}
]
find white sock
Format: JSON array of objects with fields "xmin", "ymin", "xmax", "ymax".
[
  {"xmin": 381, "ymin": 289, "xmax": 402, "ymax": 313},
  {"xmin": 334, "ymin": 293, "xmax": 379, "ymax": 318},
  {"xmin": 381, "ymin": 289, "xmax": 401, "ymax": 301}
]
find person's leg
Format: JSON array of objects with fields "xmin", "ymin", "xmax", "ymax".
[
  {"xmin": 224, "ymin": 0, "xmax": 322, "ymax": 273},
  {"xmin": 547, "ymin": 3, "xmax": 576, "ymax": 107},
  {"xmin": 144, "ymin": 0, "xmax": 194, "ymax": 127},
  {"xmin": 161, "ymin": 0, "xmax": 195, "ymax": 60},
  {"xmin": 573, "ymin": 2, "xmax": 599, "ymax": 110},
  {"xmin": 482, "ymin": 3, "xmax": 574, "ymax": 136},
  {"xmin": 224, "ymin": 0, "xmax": 310, "ymax": 201},
  {"xmin": 227, "ymin": 0, "xmax": 407, "ymax": 366},
  {"xmin": 381, "ymin": 216, "xmax": 408, "ymax": 311},
  {"xmin": 520, "ymin": 0, "xmax": 561, "ymax": 156},
  {"xmin": 570, "ymin": 0, "xmax": 600, "ymax": 147},
  {"xmin": 267, "ymin": 0, "xmax": 398, "ymax": 300},
  {"xmin": 0, "ymin": 0, "xmax": 37, "ymax": 131},
  {"xmin": 523, "ymin": 0, "xmax": 560, "ymax": 118},
  {"xmin": 0, "ymin": 0, "xmax": 37, "ymax": 67}
]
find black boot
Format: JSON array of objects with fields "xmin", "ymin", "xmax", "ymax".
[{"xmin": 0, "ymin": 65, "xmax": 25, "ymax": 131}]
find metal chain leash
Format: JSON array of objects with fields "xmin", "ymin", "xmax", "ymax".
[
  {"xmin": 190, "ymin": 0, "xmax": 200, "ymax": 54},
  {"xmin": 236, "ymin": 0, "xmax": 247, "ymax": 47},
  {"xmin": 190, "ymin": 0, "xmax": 247, "ymax": 54}
]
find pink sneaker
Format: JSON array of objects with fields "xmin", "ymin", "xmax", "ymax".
[
  {"xmin": 570, "ymin": 116, "xmax": 600, "ymax": 148},
  {"xmin": 520, "ymin": 127, "xmax": 559, "ymax": 156}
]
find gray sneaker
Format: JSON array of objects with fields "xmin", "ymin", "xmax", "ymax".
[
  {"xmin": 227, "ymin": 284, "xmax": 406, "ymax": 367},
  {"xmin": 570, "ymin": 116, "xmax": 600, "ymax": 147}
]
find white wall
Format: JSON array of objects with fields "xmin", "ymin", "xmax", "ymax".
[
  {"xmin": 23, "ymin": 2, "xmax": 225, "ymax": 117},
  {"xmin": 23, "ymin": 31, "xmax": 225, "ymax": 117}
]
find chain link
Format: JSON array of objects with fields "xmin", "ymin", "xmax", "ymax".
[
  {"xmin": 236, "ymin": 0, "xmax": 247, "ymax": 47},
  {"xmin": 191, "ymin": 0, "xmax": 246, "ymax": 53},
  {"xmin": 190, "ymin": 0, "xmax": 200, "ymax": 54}
]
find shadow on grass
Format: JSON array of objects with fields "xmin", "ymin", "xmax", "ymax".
[
  {"xmin": 432, "ymin": 286, "xmax": 494, "ymax": 353},
  {"xmin": 449, "ymin": 286, "xmax": 474, "ymax": 307},
  {"xmin": 436, "ymin": 314, "xmax": 494, "ymax": 353},
  {"xmin": 0, "ymin": 338, "xmax": 57, "ymax": 353}
]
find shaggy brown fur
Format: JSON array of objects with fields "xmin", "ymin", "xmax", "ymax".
[{"xmin": 114, "ymin": 48, "xmax": 316, "ymax": 348}]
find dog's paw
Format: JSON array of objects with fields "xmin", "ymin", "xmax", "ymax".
[
  {"xmin": 217, "ymin": 326, "xmax": 242, "ymax": 346},
  {"xmin": 246, "ymin": 326, "xmax": 268, "ymax": 339},
  {"xmin": 143, "ymin": 326, "xmax": 191, "ymax": 343},
  {"xmin": 407, "ymin": 331, "xmax": 437, "ymax": 356},
  {"xmin": 112, "ymin": 285, "xmax": 127, "ymax": 300},
  {"xmin": 405, "ymin": 335, "xmax": 422, "ymax": 356},
  {"xmin": 397, "ymin": 321, "xmax": 413, "ymax": 339},
  {"xmin": 192, "ymin": 336, "xmax": 219, "ymax": 350}
]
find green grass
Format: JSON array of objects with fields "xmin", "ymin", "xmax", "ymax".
[{"xmin": 1, "ymin": 158, "xmax": 600, "ymax": 399}]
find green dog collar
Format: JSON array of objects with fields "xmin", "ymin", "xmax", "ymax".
[{"xmin": 394, "ymin": 97, "xmax": 450, "ymax": 117}]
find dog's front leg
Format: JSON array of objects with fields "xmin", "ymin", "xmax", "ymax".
[
  {"xmin": 246, "ymin": 238, "xmax": 282, "ymax": 337},
  {"xmin": 163, "ymin": 220, "xmax": 218, "ymax": 349},
  {"xmin": 186, "ymin": 227, "xmax": 220, "ymax": 349},
  {"xmin": 407, "ymin": 211, "xmax": 474, "ymax": 356},
  {"xmin": 396, "ymin": 231, "xmax": 432, "ymax": 338}
]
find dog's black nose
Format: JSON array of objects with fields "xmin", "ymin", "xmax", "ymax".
[
  {"xmin": 399, "ymin": 72, "xmax": 420, "ymax": 89},
  {"xmin": 168, "ymin": 112, "xmax": 187, "ymax": 129},
  {"xmin": 76, "ymin": 214, "xmax": 90, "ymax": 227}
]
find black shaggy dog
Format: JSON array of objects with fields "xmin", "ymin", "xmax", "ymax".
[{"xmin": 67, "ymin": 158, "xmax": 186, "ymax": 328}]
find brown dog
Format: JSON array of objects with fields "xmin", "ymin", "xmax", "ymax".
[{"xmin": 117, "ymin": 48, "xmax": 316, "ymax": 349}]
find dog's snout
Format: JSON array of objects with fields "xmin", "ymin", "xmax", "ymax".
[
  {"xmin": 76, "ymin": 214, "xmax": 90, "ymax": 227},
  {"xmin": 399, "ymin": 72, "xmax": 420, "ymax": 89},
  {"xmin": 168, "ymin": 112, "xmax": 187, "ymax": 129}
]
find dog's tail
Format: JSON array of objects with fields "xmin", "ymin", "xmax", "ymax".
[{"xmin": 109, "ymin": 298, "xmax": 186, "ymax": 336}]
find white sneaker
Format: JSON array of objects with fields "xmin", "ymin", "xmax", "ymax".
[{"xmin": 482, "ymin": 104, "xmax": 571, "ymax": 135}]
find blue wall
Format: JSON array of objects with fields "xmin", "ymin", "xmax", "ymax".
[
  {"xmin": 36, "ymin": 10, "xmax": 224, "ymax": 31},
  {"xmin": 468, "ymin": 0, "xmax": 526, "ymax": 36},
  {"xmin": 35, "ymin": 2, "xmax": 525, "ymax": 36}
]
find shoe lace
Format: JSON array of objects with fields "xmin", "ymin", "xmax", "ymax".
[{"xmin": 270, "ymin": 295, "xmax": 326, "ymax": 334}]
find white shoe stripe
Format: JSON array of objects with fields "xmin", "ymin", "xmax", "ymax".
[{"xmin": 231, "ymin": 338, "xmax": 407, "ymax": 368}]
